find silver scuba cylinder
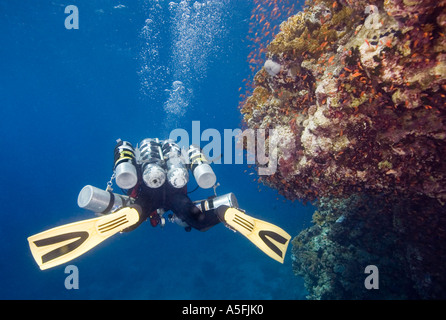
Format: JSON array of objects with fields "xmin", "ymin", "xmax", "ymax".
[
  {"xmin": 77, "ymin": 185, "xmax": 132, "ymax": 215},
  {"xmin": 194, "ymin": 193, "xmax": 239, "ymax": 212},
  {"xmin": 139, "ymin": 138, "xmax": 166, "ymax": 188},
  {"xmin": 188, "ymin": 144, "xmax": 217, "ymax": 189},
  {"xmin": 168, "ymin": 213, "xmax": 190, "ymax": 228},
  {"xmin": 162, "ymin": 140, "xmax": 189, "ymax": 188},
  {"xmin": 113, "ymin": 139, "xmax": 138, "ymax": 190}
]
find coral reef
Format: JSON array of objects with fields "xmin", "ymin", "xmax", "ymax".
[
  {"xmin": 240, "ymin": 0, "xmax": 446, "ymax": 299},
  {"xmin": 292, "ymin": 194, "xmax": 446, "ymax": 299},
  {"xmin": 241, "ymin": 0, "xmax": 446, "ymax": 204}
]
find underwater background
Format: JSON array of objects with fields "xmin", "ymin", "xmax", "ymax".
[
  {"xmin": 0, "ymin": 0, "xmax": 312, "ymax": 299},
  {"xmin": 2, "ymin": 0, "xmax": 446, "ymax": 300}
]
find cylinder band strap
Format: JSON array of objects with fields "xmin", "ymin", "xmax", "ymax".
[{"xmin": 102, "ymin": 191, "xmax": 115, "ymax": 214}]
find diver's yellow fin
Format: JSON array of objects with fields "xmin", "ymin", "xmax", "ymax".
[
  {"xmin": 218, "ymin": 206, "xmax": 291, "ymax": 263},
  {"xmin": 27, "ymin": 207, "xmax": 140, "ymax": 270}
]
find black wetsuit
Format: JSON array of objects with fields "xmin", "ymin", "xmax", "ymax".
[{"xmin": 125, "ymin": 182, "xmax": 221, "ymax": 232}]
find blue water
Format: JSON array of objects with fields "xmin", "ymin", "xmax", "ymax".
[{"xmin": 0, "ymin": 0, "xmax": 313, "ymax": 299}]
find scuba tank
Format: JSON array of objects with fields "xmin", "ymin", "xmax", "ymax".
[
  {"xmin": 188, "ymin": 144, "xmax": 216, "ymax": 189},
  {"xmin": 162, "ymin": 139, "xmax": 189, "ymax": 188},
  {"xmin": 114, "ymin": 139, "xmax": 217, "ymax": 190},
  {"xmin": 168, "ymin": 213, "xmax": 191, "ymax": 231},
  {"xmin": 194, "ymin": 193, "xmax": 239, "ymax": 212},
  {"xmin": 139, "ymin": 138, "xmax": 166, "ymax": 188},
  {"xmin": 113, "ymin": 139, "xmax": 138, "ymax": 190},
  {"xmin": 77, "ymin": 185, "xmax": 132, "ymax": 215},
  {"xmin": 169, "ymin": 193, "xmax": 238, "ymax": 231}
]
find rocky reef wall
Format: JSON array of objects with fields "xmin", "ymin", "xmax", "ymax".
[
  {"xmin": 292, "ymin": 194, "xmax": 446, "ymax": 299},
  {"xmin": 240, "ymin": 0, "xmax": 446, "ymax": 299}
]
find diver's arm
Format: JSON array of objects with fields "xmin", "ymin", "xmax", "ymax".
[{"xmin": 168, "ymin": 192, "xmax": 221, "ymax": 232}]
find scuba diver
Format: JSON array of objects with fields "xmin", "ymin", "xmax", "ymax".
[{"xmin": 28, "ymin": 138, "xmax": 291, "ymax": 270}]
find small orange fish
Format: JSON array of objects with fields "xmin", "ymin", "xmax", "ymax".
[
  {"xmin": 328, "ymin": 55, "xmax": 335, "ymax": 63},
  {"xmin": 352, "ymin": 72, "xmax": 362, "ymax": 77}
]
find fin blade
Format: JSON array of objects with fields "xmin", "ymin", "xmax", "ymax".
[
  {"xmin": 28, "ymin": 207, "xmax": 139, "ymax": 270},
  {"xmin": 223, "ymin": 208, "xmax": 291, "ymax": 263}
]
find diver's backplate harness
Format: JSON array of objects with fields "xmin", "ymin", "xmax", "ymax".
[{"xmin": 77, "ymin": 138, "xmax": 238, "ymax": 230}]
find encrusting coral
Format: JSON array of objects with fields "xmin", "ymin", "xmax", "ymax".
[
  {"xmin": 240, "ymin": 0, "xmax": 446, "ymax": 299},
  {"xmin": 241, "ymin": 0, "xmax": 446, "ymax": 204},
  {"xmin": 291, "ymin": 194, "xmax": 446, "ymax": 299}
]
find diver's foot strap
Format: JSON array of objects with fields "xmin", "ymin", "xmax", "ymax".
[
  {"xmin": 28, "ymin": 207, "xmax": 140, "ymax": 270},
  {"xmin": 218, "ymin": 206, "xmax": 291, "ymax": 263}
]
